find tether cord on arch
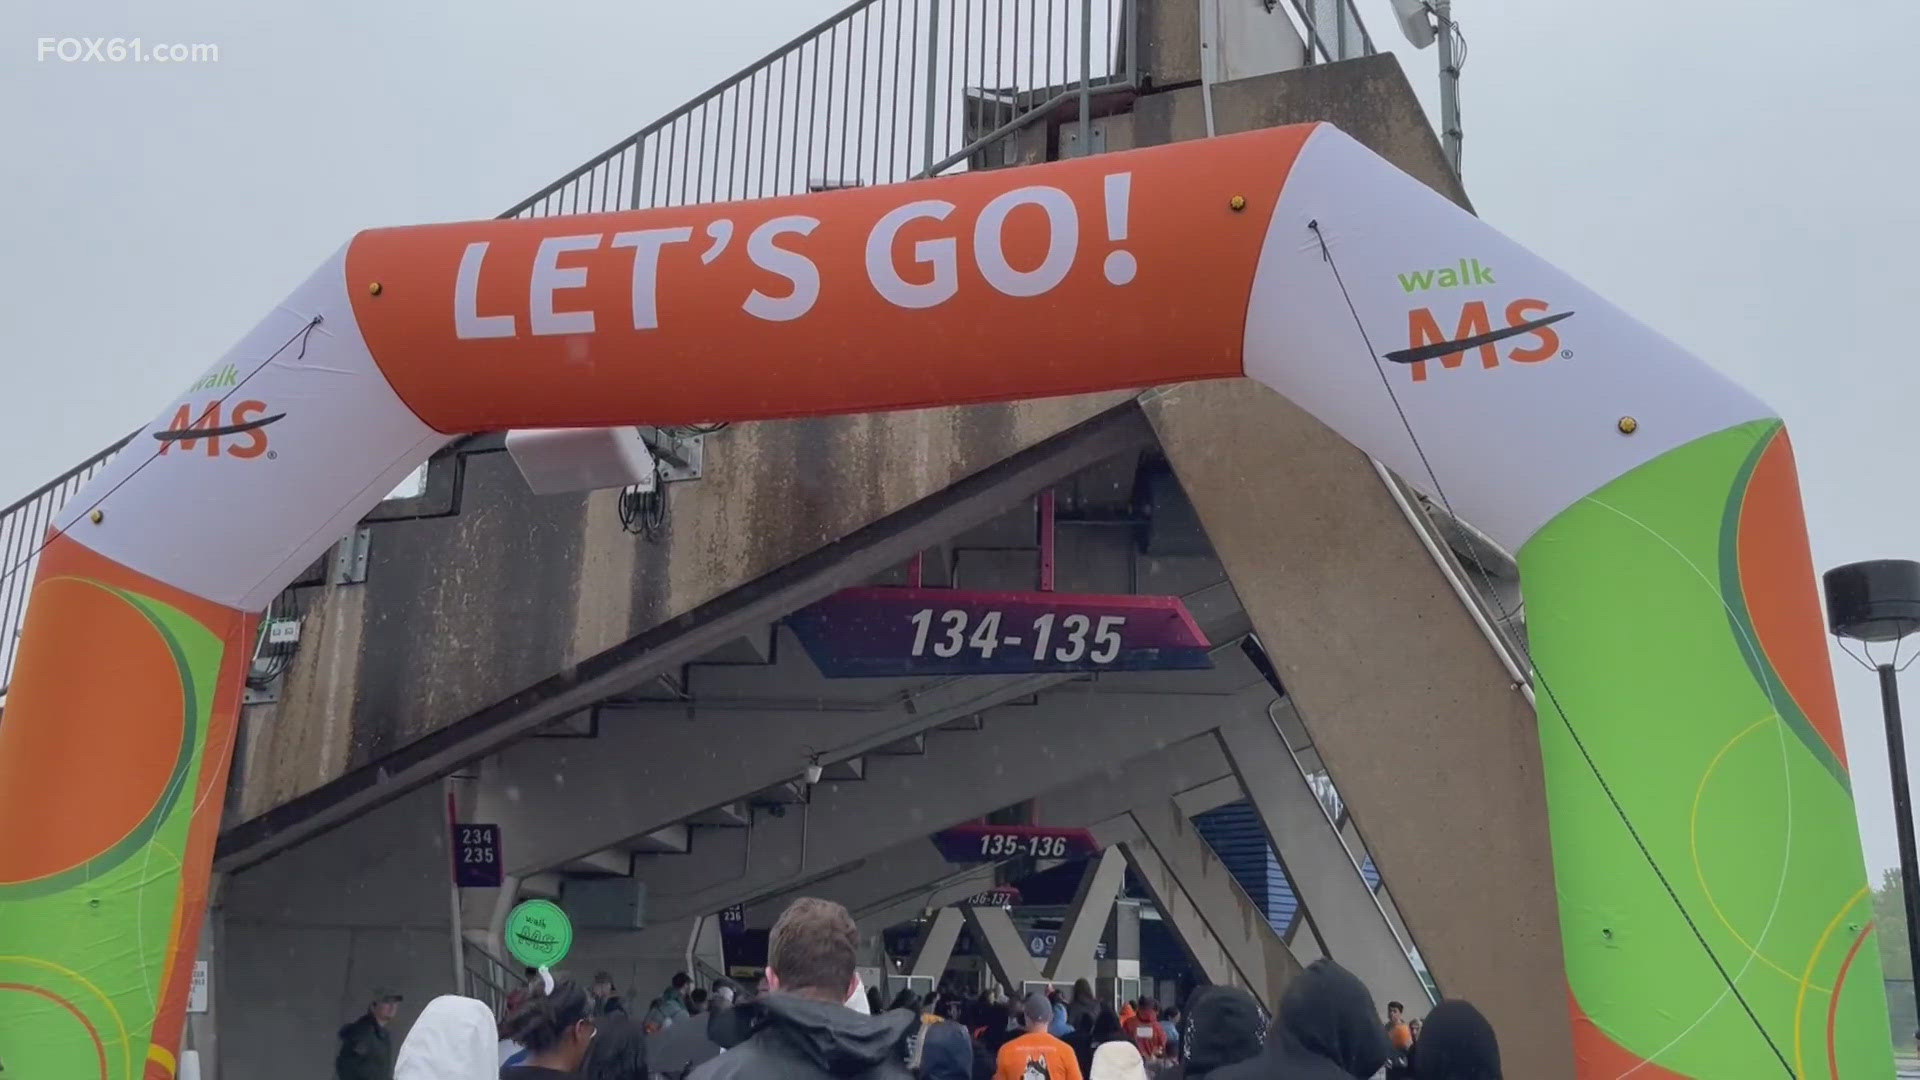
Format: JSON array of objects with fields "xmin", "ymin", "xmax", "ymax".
[{"xmin": 1306, "ymin": 218, "xmax": 1800, "ymax": 1078}]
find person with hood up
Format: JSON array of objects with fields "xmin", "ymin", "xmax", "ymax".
[
  {"xmin": 1209, "ymin": 960, "xmax": 1389, "ymax": 1080},
  {"xmin": 1088, "ymin": 1041, "xmax": 1148, "ymax": 1080},
  {"xmin": 1161, "ymin": 986, "xmax": 1263, "ymax": 1080},
  {"xmin": 919, "ymin": 1017, "xmax": 976, "ymax": 1080},
  {"xmin": 394, "ymin": 995, "xmax": 498, "ymax": 1080},
  {"xmin": 1126, "ymin": 999, "xmax": 1166, "ymax": 1062},
  {"xmin": 1409, "ymin": 1001, "xmax": 1500, "ymax": 1080},
  {"xmin": 688, "ymin": 897, "xmax": 916, "ymax": 1080}
]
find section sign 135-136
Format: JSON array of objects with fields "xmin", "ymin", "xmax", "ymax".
[
  {"xmin": 932, "ymin": 824, "xmax": 1100, "ymax": 863},
  {"xmin": 787, "ymin": 587, "xmax": 1212, "ymax": 678}
]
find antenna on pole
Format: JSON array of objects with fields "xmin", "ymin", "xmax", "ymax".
[{"xmin": 1390, "ymin": 0, "xmax": 1463, "ymax": 177}]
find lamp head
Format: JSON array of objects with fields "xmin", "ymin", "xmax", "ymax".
[{"xmin": 1824, "ymin": 560, "xmax": 1920, "ymax": 643}]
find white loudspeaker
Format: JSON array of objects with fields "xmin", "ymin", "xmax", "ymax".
[
  {"xmin": 1391, "ymin": 0, "xmax": 1437, "ymax": 48},
  {"xmin": 505, "ymin": 427, "xmax": 658, "ymax": 496}
]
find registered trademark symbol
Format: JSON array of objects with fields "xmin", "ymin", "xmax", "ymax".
[
  {"xmin": 1561, "ymin": 349, "xmax": 1573, "ymax": 359},
  {"xmin": 267, "ymin": 450, "xmax": 277, "ymax": 460}
]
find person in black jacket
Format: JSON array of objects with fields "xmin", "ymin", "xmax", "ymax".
[
  {"xmin": 1410, "ymin": 1000, "xmax": 1501, "ymax": 1080},
  {"xmin": 1163, "ymin": 986, "xmax": 1263, "ymax": 1080},
  {"xmin": 1208, "ymin": 960, "xmax": 1388, "ymax": 1080},
  {"xmin": 688, "ymin": 897, "xmax": 915, "ymax": 1080},
  {"xmin": 334, "ymin": 989, "xmax": 402, "ymax": 1080}
]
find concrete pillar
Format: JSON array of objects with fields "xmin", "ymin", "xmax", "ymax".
[
  {"xmin": 1110, "ymin": 838, "xmax": 1239, "ymax": 992},
  {"xmin": 1108, "ymin": 798, "xmax": 1302, "ymax": 1006},
  {"xmin": 962, "ymin": 905, "xmax": 1044, "ymax": 994},
  {"xmin": 1215, "ymin": 712, "xmax": 1428, "ymax": 1011},
  {"xmin": 908, "ymin": 908, "xmax": 966, "ymax": 983},
  {"xmin": 1043, "ymin": 849, "xmax": 1126, "ymax": 983},
  {"xmin": 1144, "ymin": 381, "xmax": 1570, "ymax": 1075}
]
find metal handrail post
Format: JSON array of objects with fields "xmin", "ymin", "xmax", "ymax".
[
  {"xmin": 923, "ymin": 0, "xmax": 942, "ymax": 173},
  {"xmin": 1078, "ymin": 0, "xmax": 1093, "ymax": 155}
]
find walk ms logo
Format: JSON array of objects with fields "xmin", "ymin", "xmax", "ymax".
[
  {"xmin": 153, "ymin": 363, "xmax": 285, "ymax": 459},
  {"xmin": 1383, "ymin": 258, "xmax": 1575, "ymax": 383}
]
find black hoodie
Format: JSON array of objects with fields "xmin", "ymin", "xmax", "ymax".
[
  {"xmin": 1208, "ymin": 961, "xmax": 1390, "ymax": 1080},
  {"xmin": 1410, "ymin": 1001, "xmax": 1500, "ymax": 1080},
  {"xmin": 687, "ymin": 993, "xmax": 917, "ymax": 1080},
  {"xmin": 1163, "ymin": 986, "xmax": 1265, "ymax": 1080}
]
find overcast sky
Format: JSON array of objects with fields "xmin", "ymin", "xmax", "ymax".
[{"xmin": 4, "ymin": 0, "xmax": 1917, "ymax": 871}]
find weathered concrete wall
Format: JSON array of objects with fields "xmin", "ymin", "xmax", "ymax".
[
  {"xmin": 218, "ymin": 785, "xmax": 454, "ymax": 1078},
  {"xmin": 232, "ymin": 395, "xmax": 1125, "ymax": 820}
]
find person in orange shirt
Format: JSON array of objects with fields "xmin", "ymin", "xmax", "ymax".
[{"xmin": 996, "ymin": 991, "xmax": 1085, "ymax": 1080}]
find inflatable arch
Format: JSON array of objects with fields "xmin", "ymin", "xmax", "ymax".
[{"xmin": 0, "ymin": 123, "xmax": 1890, "ymax": 1077}]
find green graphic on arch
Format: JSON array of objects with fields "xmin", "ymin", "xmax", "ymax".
[
  {"xmin": 1521, "ymin": 419, "xmax": 1891, "ymax": 1077},
  {"xmin": 0, "ymin": 588, "xmax": 224, "ymax": 1079}
]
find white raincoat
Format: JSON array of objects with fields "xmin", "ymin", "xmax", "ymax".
[{"xmin": 395, "ymin": 995, "xmax": 500, "ymax": 1080}]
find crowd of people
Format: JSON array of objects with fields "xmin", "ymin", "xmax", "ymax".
[{"xmin": 342, "ymin": 896, "xmax": 1500, "ymax": 1080}]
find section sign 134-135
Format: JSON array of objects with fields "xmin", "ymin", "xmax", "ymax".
[{"xmin": 787, "ymin": 587, "xmax": 1212, "ymax": 678}]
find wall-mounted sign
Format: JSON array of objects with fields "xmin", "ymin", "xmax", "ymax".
[
  {"xmin": 933, "ymin": 824, "xmax": 1099, "ymax": 863},
  {"xmin": 505, "ymin": 899, "xmax": 573, "ymax": 969},
  {"xmin": 189, "ymin": 960, "xmax": 210, "ymax": 1013},
  {"xmin": 452, "ymin": 824, "xmax": 503, "ymax": 888},
  {"xmin": 789, "ymin": 588, "xmax": 1212, "ymax": 678},
  {"xmin": 962, "ymin": 886, "xmax": 1022, "ymax": 908},
  {"xmin": 1026, "ymin": 932, "xmax": 1108, "ymax": 960},
  {"xmin": 719, "ymin": 904, "xmax": 747, "ymax": 936}
]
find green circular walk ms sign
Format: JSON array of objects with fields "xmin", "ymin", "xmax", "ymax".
[{"xmin": 505, "ymin": 899, "xmax": 573, "ymax": 969}]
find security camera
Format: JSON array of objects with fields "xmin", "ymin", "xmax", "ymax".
[{"xmin": 1391, "ymin": 0, "xmax": 1437, "ymax": 48}]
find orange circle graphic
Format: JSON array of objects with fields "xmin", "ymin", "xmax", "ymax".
[{"xmin": 0, "ymin": 578, "xmax": 187, "ymax": 885}]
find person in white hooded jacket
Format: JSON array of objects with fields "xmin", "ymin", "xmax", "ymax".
[
  {"xmin": 1090, "ymin": 1040, "xmax": 1149, "ymax": 1080},
  {"xmin": 394, "ymin": 995, "xmax": 500, "ymax": 1080}
]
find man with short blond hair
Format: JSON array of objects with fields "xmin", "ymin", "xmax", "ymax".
[{"xmin": 688, "ymin": 898, "xmax": 917, "ymax": 1080}]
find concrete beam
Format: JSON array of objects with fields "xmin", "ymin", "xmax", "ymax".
[
  {"xmin": 622, "ymin": 664, "xmax": 1269, "ymax": 926},
  {"xmin": 1172, "ymin": 775, "xmax": 1243, "ymax": 819},
  {"xmin": 1043, "ymin": 848, "xmax": 1126, "ymax": 983},
  {"xmin": 908, "ymin": 908, "xmax": 967, "ymax": 982},
  {"xmin": 1116, "ymin": 797, "xmax": 1303, "ymax": 1008},
  {"xmin": 631, "ymin": 825, "xmax": 690, "ymax": 854},
  {"xmin": 566, "ymin": 848, "xmax": 633, "ymax": 876},
  {"xmin": 1216, "ymin": 711, "xmax": 1429, "ymax": 1012},
  {"xmin": 963, "ymin": 905, "xmax": 1043, "ymax": 993}
]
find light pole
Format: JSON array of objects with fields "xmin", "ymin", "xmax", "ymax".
[{"xmin": 1824, "ymin": 558, "xmax": 1920, "ymax": 1015}]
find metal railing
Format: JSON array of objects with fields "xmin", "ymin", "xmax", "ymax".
[
  {"xmin": 502, "ymin": 0, "xmax": 1137, "ymax": 219},
  {"xmin": 464, "ymin": 937, "xmax": 524, "ymax": 1017},
  {"xmin": 1293, "ymin": 0, "xmax": 1377, "ymax": 63},
  {"xmin": 0, "ymin": 436, "xmax": 132, "ymax": 697}
]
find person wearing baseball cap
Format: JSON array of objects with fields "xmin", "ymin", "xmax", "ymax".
[
  {"xmin": 336, "ymin": 988, "xmax": 405, "ymax": 1080},
  {"xmin": 994, "ymin": 991, "xmax": 1084, "ymax": 1080}
]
